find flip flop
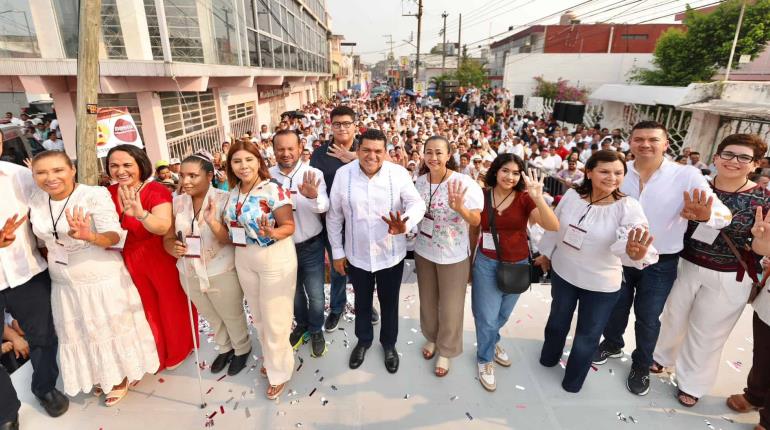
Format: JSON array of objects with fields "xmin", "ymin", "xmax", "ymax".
[{"xmin": 677, "ymin": 389, "xmax": 699, "ymax": 407}]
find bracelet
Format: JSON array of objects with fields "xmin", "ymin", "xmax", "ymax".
[{"xmin": 136, "ymin": 210, "xmax": 150, "ymax": 221}]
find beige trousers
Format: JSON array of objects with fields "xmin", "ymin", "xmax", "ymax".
[
  {"xmin": 415, "ymin": 253, "xmax": 470, "ymax": 358},
  {"xmin": 183, "ymin": 270, "xmax": 251, "ymax": 356},
  {"xmin": 654, "ymin": 259, "xmax": 751, "ymax": 397},
  {"xmin": 235, "ymin": 238, "xmax": 297, "ymax": 385}
]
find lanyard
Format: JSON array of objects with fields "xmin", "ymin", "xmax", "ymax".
[
  {"xmin": 235, "ymin": 180, "xmax": 259, "ymax": 217},
  {"xmin": 713, "ymin": 176, "xmax": 749, "ymax": 194},
  {"xmin": 49, "ymin": 186, "xmax": 76, "ymax": 241},
  {"xmin": 426, "ymin": 169, "xmax": 448, "ymax": 215},
  {"xmin": 279, "ymin": 162, "xmax": 303, "ymax": 189},
  {"xmin": 191, "ymin": 195, "xmax": 205, "ymax": 236},
  {"xmin": 576, "ymin": 192, "xmax": 613, "ymax": 226}
]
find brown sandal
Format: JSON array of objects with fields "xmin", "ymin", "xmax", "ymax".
[
  {"xmin": 677, "ymin": 390, "xmax": 699, "ymax": 407},
  {"xmin": 650, "ymin": 360, "xmax": 665, "ymax": 374},
  {"xmin": 260, "ymin": 367, "xmax": 267, "ymax": 378},
  {"xmin": 266, "ymin": 382, "xmax": 286, "ymax": 400},
  {"xmin": 727, "ymin": 393, "xmax": 760, "ymax": 413}
]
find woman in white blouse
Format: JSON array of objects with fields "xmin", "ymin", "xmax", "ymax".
[
  {"xmin": 162, "ymin": 153, "xmax": 251, "ymax": 377},
  {"xmin": 28, "ymin": 151, "xmax": 158, "ymax": 406},
  {"xmin": 536, "ymin": 150, "xmax": 657, "ymax": 393},
  {"xmin": 415, "ymin": 136, "xmax": 484, "ymax": 377}
]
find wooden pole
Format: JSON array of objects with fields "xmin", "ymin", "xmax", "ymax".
[
  {"xmin": 415, "ymin": 0, "xmax": 422, "ymax": 83},
  {"xmin": 457, "ymin": 13, "xmax": 462, "ymax": 71},
  {"xmin": 76, "ymin": 0, "xmax": 101, "ymax": 185}
]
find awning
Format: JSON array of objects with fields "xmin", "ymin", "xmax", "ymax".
[
  {"xmin": 588, "ymin": 84, "xmax": 693, "ymax": 106},
  {"xmin": 678, "ymin": 99, "xmax": 770, "ymax": 120}
]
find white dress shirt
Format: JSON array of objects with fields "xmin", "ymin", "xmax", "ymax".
[
  {"xmin": 327, "ymin": 160, "xmax": 426, "ymax": 272},
  {"xmin": 269, "ymin": 162, "xmax": 329, "ymax": 243},
  {"xmin": 0, "ymin": 161, "xmax": 47, "ymax": 290},
  {"xmin": 621, "ymin": 159, "xmax": 732, "ymax": 254}
]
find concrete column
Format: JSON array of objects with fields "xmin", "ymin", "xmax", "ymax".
[
  {"xmin": 683, "ymin": 110, "xmax": 721, "ymax": 158},
  {"xmin": 29, "ymin": 0, "xmax": 66, "ymax": 59},
  {"xmin": 214, "ymin": 88, "xmax": 231, "ymax": 138},
  {"xmin": 50, "ymin": 92, "xmax": 76, "ymax": 157},
  {"xmin": 136, "ymin": 91, "xmax": 169, "ymax": 164},
  {"xmin": 116, "ymin": 0, "xmax": 153, "ymax": 60},
  {"xmin": 197, "ymin": 0, "xmax": 217, "ymax": 64}
]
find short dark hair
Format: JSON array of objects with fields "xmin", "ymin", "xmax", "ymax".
[
  {"xmin": 358, "ymin": 128, "xmax": 387, "ymax": 149},
  {"xmin": 107, "ymin": 144, "xmax": 154, "ymax": 182},
  {"xmin": 155, "ymin": 165, "xmax": 170, "ymax": 176},
  {"xmin": 717, "ymin": 133, "xmax": 768, "ymax": 160},
  {"xmin": 630, "ymin": 121, "xmax": 669, "ymax": 140},
  {"xmin": 272, "ymin": 129, "xmax": 300, "ymax": 147},
  {"xmin": 575, "ymin": 150, "xmax": 627, "ymax": 200},
  {"xmin": 485, "ymin": 154, "xmax": 526, "ymax": 191},
  {"xmin": 330, "ymin": 105, "xmax": 356, "ymax": 122}
]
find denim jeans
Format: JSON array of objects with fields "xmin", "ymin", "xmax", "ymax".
[
  {"xmin": 294, "ymin": 235, "xmax": 326, "ymax": 333},
  {"xmin": 322, "ymin": 229, "xmax": 347, "ymax": 314},
  {"xmin": 471, "ymin": 252, "xmax": 526, "ymax": 364},
  {"xmin": 540, "ymin": 272, "xmax": 621, "ymax": 392},
  {"xmin": 602, "ymin": 254, "xmax": 680, "ymax": 370}
]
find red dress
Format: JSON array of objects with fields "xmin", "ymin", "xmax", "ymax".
[{"xmin": 108, "ymin": 181, "xmax": 196, "ymax": 370}]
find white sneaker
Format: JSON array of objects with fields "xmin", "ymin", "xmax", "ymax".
[
  {"xmin": 494, "ymin": 343, "xmax": 512, "ymax": 367},
  {"xmin": 478, "ymin": 362, "xmax": 496, "ymax": 391}
]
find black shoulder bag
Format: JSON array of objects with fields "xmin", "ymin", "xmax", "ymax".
[{"xmin": 487, "ymin": 189, "xmax": 534, "ymax": 294}]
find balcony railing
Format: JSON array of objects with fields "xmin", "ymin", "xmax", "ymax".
[
  {"xmin": 229, "ymin": 114, "xmax": 258, "ymax": 141},
  {"xmin": 167, "ymin": 125, "xmax": 225, "ymax": 160}
]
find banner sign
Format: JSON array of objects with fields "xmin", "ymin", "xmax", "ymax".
[{"xmin": 96, "ymin": 107, "xmax": 143, "ymax": 158}]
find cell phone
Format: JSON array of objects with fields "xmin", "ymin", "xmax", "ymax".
[{"xmin": 176, "ymin": 231, "xmax": 184, "ymax": 243}]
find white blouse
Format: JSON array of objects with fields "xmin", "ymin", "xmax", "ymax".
[
  {"xmin": 538, "ymin": 189, "xmax": 659, "ymax": 293},
  {"xmin": 173, "ymin": 186, "xmax": 235, "ymax": 291},
  {"xmin": 414, "ymin": 172, "xmax": 484, "ymax": 265}
]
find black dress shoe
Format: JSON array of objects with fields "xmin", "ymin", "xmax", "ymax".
[
  {"xmin": 227, "ymin": 349, "xmax": 251, "ymax": 376},
  {"xmin": 349, "ymin": 343, "xmax": 369, "ymax": 369},
  {"xmin": 36, "ymin": 388, "xmax": 69, "ymax": 417},
  {"xmin": 384, "ymin": 347, "xmax": 400, "ymax": 374},
  {"xmin": 210, "ymin": 350, "xmax": 235, "ymax": 374},
  {"xmin": 0, "ymin": 416, "xmax": 19, "ymax": 430}
]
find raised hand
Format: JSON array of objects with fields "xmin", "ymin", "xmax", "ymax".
[
  {"xmin": 626, "ymin": 227, "xmax": 653, "ymax": 261},
  {"xmin": 751, "ymin": 206, "xmax": 770, "ymax": 241},
  {"xmin": 203, "ymin": 197, "xmax": 219, "ymax": 226},
  {"xmin": 328, "ymin": 143, "xmax": 356, "ymax": 163},
  {"xmin": 0, "ymin": 214, "xmax": 27, "ymax": 248},
  {"xmin": 680, "ymin": 189, "xmax": 713, "ymax": 222},
  {"xmin": 381, "ymin": 211, "xmax": 410, "ymax": 235},
  {"xmin": 447, "ymin": 180, "xmax": 467, "ymax": 213},
  {"xmin": 522, "ymin": 168, "xmax": 546, "ymax": 200},
  {"xmin": 66, "ymin": 206, "xmax": 95, "ymax": 242},
  {"xmin": 298, "ymin": 170, "xmax": 320, "ymax": 199},
  {"xmin": 257, "ymin": 214, "xmax": 275, "ymax": 239},
  {"xmin": 118, "ymin": 184, "xmax": 145, "ymax": 218}
]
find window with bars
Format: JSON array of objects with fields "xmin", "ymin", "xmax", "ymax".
[
  {"xmin": 228, "ymin": 101, "xmax": 256, "ymax": 121},
  {"xmin": 160, "ymin": 0, "xmax": 205, "ymax": 63},
  {"xmin": 101, "ymin": 0, "xmax": 127, "ymax": 59},
  {"xmin": 159, "ymin": 91, "xmax": 217, "ymax": 139}
]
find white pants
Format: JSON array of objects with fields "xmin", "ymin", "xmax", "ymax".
[
  {"xmin": 654, "ymin": 259, "xmax": 751, "ymax": 397},
  {"xmin": 235, "ymin": 238, "xmax": 297, "ymax": 385}
]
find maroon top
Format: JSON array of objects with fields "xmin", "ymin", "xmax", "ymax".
[{"xmin": 479, "ymin": 190, "xmax": 536, "ymax": 263}]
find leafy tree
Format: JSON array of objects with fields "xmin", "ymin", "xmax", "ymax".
[
  {"xmin": 632, "ymin": 0, "xmax": 770, "ymax": 86},
  {"xmin": 532, "ymin": 76, "xmax": 588, "ymax": 102},
  {"xmin": 429, "ymin": 57, "xmax": 489, "ymax": 88}
]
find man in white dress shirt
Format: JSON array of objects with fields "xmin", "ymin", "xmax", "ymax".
[
  {"xmin": 593, "ymin": 121, "xmax": 732, "ymax": 396},
  {"xmin": 327, "ymin": 128, "xmax": 426, "ymax": 374},
  {"xmin": 269, "ymin": 130, "xmax": 330, "ymax": 359},
  {"xmin": 0, "ymin": 148, "xmax": 70, "ymax": 426}
]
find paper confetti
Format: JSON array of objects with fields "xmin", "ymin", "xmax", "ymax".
[
  {"xmin": 403, "ymin": 394, "xmax": 411, "ymax": 400},
  {"xmin": 410, "ymin": 328, "xmax": 419, "ymax": 333},
  {"xmin": 308, "ymin": 388, "xmax": 317, "ymax": 397},
  {"xmin": 465, "ymin": 412, "xmax": 473, "ymax": 421},
  {"xmin": 220, "ymin": 405, "xmax": 225, "ymax": 414},
  {"xmin": 726, "ymin": 360, "xmax": 743, "ymax": 372},
  {"xmin": 321, "ymin": 397, "xmax": 329, "ymax": 406},
  {"xmin": 158, "ymin": 378, "xmax": 165, "ymax": 383},
  {"xmin": 515, "ymin": 385, "xmax": 526, "ymax": 390},
  {"xmin": 516, "ymin": 404, "xmax": 527, "ymax": 409},
  {"xmin": 450, "ymin": 395, "xmax": 459, "ymax": 401},
  {"xmin": 245, "ymin": 407, "xmax": 251, "ymax": 418},
  {"xmin": 206, "ymin": 387, "xmax": 214, "ymax": 394},
  {"xmin": 331, "ymin": 385, "xmax": 338, "ymax": 391},
  {"xmin": 721, "ymin": 416, "xmax": 734, "ymax": 423},
  {"xmin": 217, "ymin": 374, "xmax": 226, "ymax": 381},
  {"xmin": 233, "ymin": 402, "xmax": 239, "ymax": 411}
]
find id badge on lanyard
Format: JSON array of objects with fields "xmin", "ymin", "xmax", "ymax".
[
  {"xmin": 230, "ymin": 221, "xmax": 247, "ymax": 246},
  {"xmin": 482, "ymin": 232, "xmax": 496, "ymax": 251},
  {"xmin": 51, "ymin": 242, "xmax": 69, "ymax": 266},
  {"xmin": 562, "ymin": 224, "xmax": 588, "ymax": 250},
  {"xmin": 420, "ymin": 213, "xmax": 435, "ymax": 238},
  {"xmin": 185, "ymin": 235, "xmax": 202, "ymax": 258}
]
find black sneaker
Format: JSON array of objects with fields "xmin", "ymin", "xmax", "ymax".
[
  {"xmin": 626, "ymin": 368, "xmax": 650, "ymax": 396},
  {"xmin": 310, "ymin": 331, "xmax": 327, "ymax": 358},
  {"xmin": 290, "ymin": 325, "xmax": 309, "ymax": 350},
  {"xmin": 592, "ymin": 341, "xmax": 623, "ymax": 365},
  {"xmin": 371, "ymin": 308, "xmax": 380, "ymax": 325},
  {"xmin": 324, "ymin": 312, "xmax": 341, "ymax": 332}
]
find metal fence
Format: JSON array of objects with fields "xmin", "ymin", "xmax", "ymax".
[{"xmin": 167, "ymin": 125, "xmax": 225, "ymax": 160}]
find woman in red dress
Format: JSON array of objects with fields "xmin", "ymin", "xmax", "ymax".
[{"xmin": 105, "ymin": 144, "xmax": 195, "ymax": 370}]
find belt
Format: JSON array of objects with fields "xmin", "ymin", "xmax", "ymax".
[
  {"xmin": 295, "ymin": 233, "xmax": 322, "ymax": 249},
  {"xmin": 657, "ymin": 252, "xmax": 680, "ymax": 260}
]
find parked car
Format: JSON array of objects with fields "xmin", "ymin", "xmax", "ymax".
[{"xmin": 0, "ymin": 123, "xmax": 44, "ymax": 166}]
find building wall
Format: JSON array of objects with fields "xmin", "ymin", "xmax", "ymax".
[
  {"xmin": 543, "ymin": 24, "xmax": 684, "ymax": 54},
  {"xmin": 503, "ymin": 52, "xmax": 654, "ymax": 98}
]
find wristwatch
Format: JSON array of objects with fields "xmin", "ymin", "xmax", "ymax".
[{"xmin": 136, "ymin": 210, "xmax": 150, "ymax": 221}]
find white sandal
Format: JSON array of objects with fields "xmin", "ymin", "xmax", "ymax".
[
  {"xmin": 105, "ymin": 379, "xmax": 129, "ymax": 407},
  {"xmin": 422, "ymin": 342, "xmax": 436, "ymax": 360},
  {"xmin": 435, "ymin": 356, "xmax": 450, "ymax": 377}
]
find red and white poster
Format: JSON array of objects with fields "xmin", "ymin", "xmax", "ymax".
[{"xmin": 96, "ymin": 107, "xmax": 143, "ymax": 158}]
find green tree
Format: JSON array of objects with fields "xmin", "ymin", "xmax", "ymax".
[
  {"xmin": 632, "ymin": 0, "xmax": 770, "ymax": 86},
  {"xmin": 429, "ymin": 57, "xmax": 489, "ymax": 88}
]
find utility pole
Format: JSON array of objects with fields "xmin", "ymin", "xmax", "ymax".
[
  {"xmin": 76, "ymin": 0, "xmax": 101, "ymax": 185},
  {"xmin": 441, "ymin": 11, "xmax": 448, "ymax": 74},
  {"xmin": 403, "ymin": 0, "xmax": 423, "ymax": 84},
  {"xmin": 383, "ymin": 34, "xmax": 394, "ymax": 83},
  {"xmin": 725, "ymin": 0, "xmax": 747, "ymax": 81},
  {"xmin": 457, "ymin": 13, "xmax": 462, "ymax": 71}
]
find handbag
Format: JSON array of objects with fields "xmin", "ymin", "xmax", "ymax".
[
  {"xmin": 721, "ymin": 231, "xmax": 768, "ymax": 304},
  {"xmin": 486, "ymin": 189, "xmax": 534, "ymax": 294}
]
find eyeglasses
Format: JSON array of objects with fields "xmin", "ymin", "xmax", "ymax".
[
  {"xmin": 332, "ymin": 121, "xmax": 354, "ymax": 129},
  {"xmin": 718, "ymin": 151, "xmax": 755, "ymax": 164}
]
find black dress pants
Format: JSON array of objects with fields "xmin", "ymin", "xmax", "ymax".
[{"xmin": 348, "ymin": 260, "xmax": 405, "ymax": 349}]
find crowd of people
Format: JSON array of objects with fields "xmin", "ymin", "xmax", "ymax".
[{"xmin": 2, "ymin": 88, "xmax": 770, "ymax": 430}]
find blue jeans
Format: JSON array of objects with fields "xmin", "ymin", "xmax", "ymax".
[
  {"xmin": 540, "ymin": 272, "xmax": 621, "ymax": 392},
  {"xmin": 602, "ymin": 254, "xmax": 680, "ymax": 371},
  {"xmin": 294, "ymin": 235, "xmax": 326, "ymax": 333},
  {"xmin": 322, "ymin": 229, "xmax": 347, "ymax": 314},
  {"xmin": 471, "ymin": 252, "xmax": 525, "ymax": 364}
]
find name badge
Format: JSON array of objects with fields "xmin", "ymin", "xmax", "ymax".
[
  {"xmin": 51, "ymin": 242, "xmax": 69, "ymax": 266},
  {"xmin": 107, "ymin": 230, "xmax": 127, "ymax": 252},
  {"xmin": 230, "ymin": 221, "xmax": 247, "ymax": 246},
  {"xmin": 185, "ymin": 235, "xmax": 202, "ymax": 258},
  {"xmin": 419, "ymin": 214, "xmax": 435, "ymax": 238},
  {"xmin": 562, "ymin": 224, "xmax": 587, "ymax": 250},
  {"xmin": 691, "ymin": 223, "xmax": 719, "ymax": 245},
  {"xmin": 482, "ymin": 232, "xmax": 496, "ymax": 251}
]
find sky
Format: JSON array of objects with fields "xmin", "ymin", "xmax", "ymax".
[{"xmin": 325, "ymin": 0, "xmax": 708, "ymax": 64}]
